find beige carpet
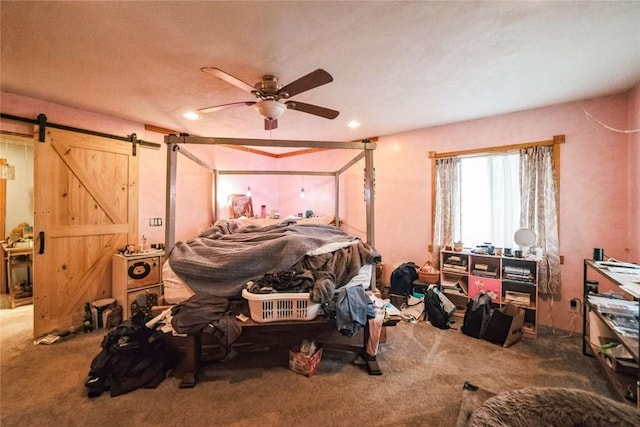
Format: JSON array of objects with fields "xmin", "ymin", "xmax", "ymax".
[{"xmin": 0, "ymin": 302, "xmax": 620, "ymax": 427}]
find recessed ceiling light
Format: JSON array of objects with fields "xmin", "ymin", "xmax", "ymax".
[
  {"xmin": 182, "ymin": 111, "xmax": 202, "ymax": 120},
  {"xmin": 347, "ymin": 120, "xmax": 360, "ymax": 128}
]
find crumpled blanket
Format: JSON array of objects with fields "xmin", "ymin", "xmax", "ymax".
[
  {"xmin": 170, "ymin": 294, "xmax": 230, "ymax": 334},
  {"xmin": 169, "ymin": 221, "xmax": 380, "ymax": 298},
  {"xmin": 170, "ymin": 294, "xmax": 243, "ymax": 359},
  {"xmin": 294, "ymin": 239, "xmax": 379, "ymax": 299}
]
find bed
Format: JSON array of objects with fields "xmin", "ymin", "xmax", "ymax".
[
  {"xmin": 159, "ymin": 135, "xmax": 391, "ymax": 385},
  {"xmin": 162, "ymin": 218, "xmax": 372, "ymax": 304}
]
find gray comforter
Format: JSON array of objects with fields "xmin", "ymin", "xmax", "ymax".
[{"xmin": 168, "ymin": 219, "xmax": 381, "ymax": 298}]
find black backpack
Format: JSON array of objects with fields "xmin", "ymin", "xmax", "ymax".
[
  {"xmin": 390, "ymin": 262, "xmax": 419, "ymax": 296},
  {"xmin": 85, "ymin": 312, "xmax": 177, "ymax": 398},
  {"xmin": 461, "ymin": 292, "xmax": 493, "ymax": 338},
  {"xmin": 424, "ymin": 287, "xmax": 450, "ymax": 329}
]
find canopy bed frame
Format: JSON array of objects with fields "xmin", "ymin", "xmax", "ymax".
[
  {"xmin": 161, "ymin": 135, "xmax": 392, "ymax": 386},
  {"xmin": 163, "ymin": 135, "xmax": 377, "ymax": 253}
]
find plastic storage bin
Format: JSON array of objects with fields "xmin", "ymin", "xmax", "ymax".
[{"xmin": 241, "ymin": 289, "xmax": 321, "ymax": 323}]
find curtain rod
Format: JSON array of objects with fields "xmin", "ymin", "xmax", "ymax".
[
  {"xmin": 0, "ymin": 113, "xmax": 161, "ymax": 150},
  {"xmin": 428, "ymin": 135, "xmax": 565, "ymax": 159}
]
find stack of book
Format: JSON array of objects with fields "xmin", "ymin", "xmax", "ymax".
[
  {"xmin": 472, "ymin": 263, "xmax": 498, "ymax": 278},
  {"xmin": 503, "ymin": 265, "xmax": 533, "ymax": 282},
  {"xmin": 442, "ymin": 255, "xmax": 467, "ymax": 274},
  {"xmin": 441, "ymin": 277, "xmax": 469, "ymax": 295}
]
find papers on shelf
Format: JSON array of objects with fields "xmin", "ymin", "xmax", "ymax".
[
  {"xmin": 596, "ymin": 259, "xmax": 640, "ymax": 270},
  {"xmin": 588, "ymin": 295, "xmax": 639, "ymax": 339},
  {"xmin": 607, "ymin": 266, "xmax": 640, "ymax": 273},
  {"xmin": 592, "ymin": 259, "xmax": 640, "ymax": 297},
  {"xmin": 620, "ymin": 284, "xmax": 640, "ymax": 299},
  {"xmin": 588, "ymin": 295, "xmax": 638, "ymax": 315}
]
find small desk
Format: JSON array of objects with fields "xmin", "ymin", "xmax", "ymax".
[{"xmin": 2, "ymin": 243, "xmax": 34, "ymax": 308}]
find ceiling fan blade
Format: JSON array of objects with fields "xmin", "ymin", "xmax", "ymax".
[
  {"xmin": 285, "ymin": 101, "xmax": 339, "ymax": 119},
  {"xmin": 264, "ymin": 119, "xmax": 278, "ymax": 130},
  {"xmin": 277, "ymin": 69, "xmax": 333, "ymax": 99},
  {"xmin": 201, "ymin": 67, "xmax": 256, "ymax": 94},
  {"xmin": 198, "ymin": 101, "xmax": 255, "ymax": 114}
]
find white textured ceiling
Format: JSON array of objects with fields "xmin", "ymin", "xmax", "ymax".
[{"xmin": 1, "ymin": 1, "xmax": 640, "ymax": 144}]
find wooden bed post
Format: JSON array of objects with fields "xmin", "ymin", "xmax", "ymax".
[
  {"xmin": 165, "ymin": 142, "xmax": 177, "ymax": 252},
  {"xmin": 334, "ymin": 172, "xmax": 340, "ymax": 227},
  {"xmin": 364, "ymin": 144, "xmax": 375, "ymax": 247},
  {"xmin": 213, "ymin": 169, "xmax": 219, "ymax": 222}
]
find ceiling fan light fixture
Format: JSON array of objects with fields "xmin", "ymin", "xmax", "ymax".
[{"xmin": 256, "ymin": 100, "xmax": 286, "ymax": 121}]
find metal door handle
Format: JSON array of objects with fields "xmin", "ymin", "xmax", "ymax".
[{"xmin": 38, "ymin": 231, "xmax": 45, "ymax": 254}]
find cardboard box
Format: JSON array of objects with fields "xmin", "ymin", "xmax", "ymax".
[
  {"xmin": 289, "ymin": 346, "xmax": 323, "ymax": 377},
  {"xmin": 483, "ymin": 303, "xmax": 525, "ymax": 348}
]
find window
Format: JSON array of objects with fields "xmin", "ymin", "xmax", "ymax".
[
  {"xmin": 460, "ymin": 153, "xmax": 520, "ymax": 249},
  {"xmin": 430, "ymin": 135, "xmax": 564, "ymax": 295}
]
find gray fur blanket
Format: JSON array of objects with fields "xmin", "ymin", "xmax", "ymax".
[
  {"xmin": 169, "ymin": 220, "xmax": 380, "ymax": 298},
  {"xmin": 456, "ymin": 382, "xmax": 640, "ymax": 427}
]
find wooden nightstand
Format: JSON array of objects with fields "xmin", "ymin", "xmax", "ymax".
[{"xmin": 112, "ymin": 251, "xmax": 164, "ymax": 318}]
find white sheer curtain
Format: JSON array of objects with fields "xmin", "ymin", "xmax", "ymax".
[
  {"xmin": 520, "ymin": 146, "xmax": 561, "ymax": 295},
  {"xmin": 431, "ymin": 157, "xmax": 461, "ymax": 266},
  {"xmin": 460, "ymin": 154, "xmax": 520, "ymax": 248}
]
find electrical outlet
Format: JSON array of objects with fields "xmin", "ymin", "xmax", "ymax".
[{"xmin": 569, "ymin": 298, "xmax": 579, "ymax": 313}]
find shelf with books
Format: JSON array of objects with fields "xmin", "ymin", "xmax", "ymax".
[
  {"xmin": 583, "ymin": 259, "xmax": 639, "ymax": 407},
  {"xmin": 470, "ymin": 253, "xmax": 500, "ymax": 279},
  {"xmin": 441, "ymin": 252, "xmax": 469, "ymax": 275},
  {"xmin": 440, "ymin": 249, "xmax": 539, "ymax": 336},
  {"xmin": 502, "ymin": 280, "xmax": 537, "ymax": 310},
  {"xmin": 440, "ymin": 273, "xmax": 469, "ymax": 318}
]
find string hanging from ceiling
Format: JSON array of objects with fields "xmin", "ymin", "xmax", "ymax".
[{"xmin": 579, "ymin": 103, "xmax": 640, "ymax": 134}]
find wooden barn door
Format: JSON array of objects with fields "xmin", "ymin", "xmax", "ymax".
[{"xmin": 33, "ymin": 127, "xmax": 138, "ymax": 338}]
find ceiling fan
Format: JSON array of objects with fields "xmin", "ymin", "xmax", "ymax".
[{"xmin": 198, "ymin": 67, "xmax": 339, "ymax": 130}]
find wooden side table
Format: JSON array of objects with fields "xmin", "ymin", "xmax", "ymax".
[{"xmin": 2, "ymin": 243, "xmax": 34, "ymax": 308}]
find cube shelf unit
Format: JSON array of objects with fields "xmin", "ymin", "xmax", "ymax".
[{"xmin": 440, "ymin": 250, "xmax": 539, "ymax": 336}]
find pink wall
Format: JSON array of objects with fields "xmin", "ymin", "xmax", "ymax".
[
  {"xmin": 210, "ymin": 147, "xmax": 352, "ymax": 222},
  {"xmin": 347, "ymin": 93, "xmax": 634, "ymax": 331},
  {"xmin": 2, "ymin": 88, "xmax": 637, "ymax": 332}
]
